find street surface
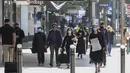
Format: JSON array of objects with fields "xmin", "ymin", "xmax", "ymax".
[{"xmin": 0, "ymin": 47, "xmax": 130, "ymax": 73}]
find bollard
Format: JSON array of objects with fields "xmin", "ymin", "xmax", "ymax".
[
  {"xmin": 70, "ymin": 45, "xmax": 76, "ymax": 73},
  {"xmin": 120, "ymin": 45, "xmax": 125, "ymax": 73},
  {"xmin": 17, "ymin": 44, "xmax": 23, "ymax": 73}
]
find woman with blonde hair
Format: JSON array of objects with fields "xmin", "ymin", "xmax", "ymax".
[{"xmin": 107, "ymin": 25, "xmax": 115, "ymax": 56}]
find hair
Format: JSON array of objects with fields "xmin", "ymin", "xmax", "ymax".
[
  {"xmin": 52, "ymin": 23, "xmax": 58, "ymax": 27},
  {"xmin": 4, "ymin": 19, "xmax": 10, "ymax": 23},
  {"xmin": 100, "ymin": 22, "xmax": 104, "ymax": 25},
  {"xmin": 37, "ymin": 27, "xmax": 42, "ymax": 30},
  {"xmin": 66, "ymin": 28, "xmax": 74, "ymax": 36}
]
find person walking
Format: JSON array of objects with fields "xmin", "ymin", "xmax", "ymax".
[
  {"xmin": 99, "ymin": 22, "xmax": 108, "ymax": 67},
  {"xmin": 61, "ymin": 28, "xmax": 75, "ymax": 68},
  {"xmin": 107, "ymin": 25, "xmax": 115, "ymax": 56},
  {"xmin": 89, "ymin": 25, "xmax": 105, "ymax": 73},
  {"xmin": 76, "ymin": 28, "xmax": 86, "ymax": 59},
  {"xmin": 47, "ymin": 23, "xmax": 62, "ymax": 67},
  {"xmin": 32, "ymin": 27, "xmax": 47, "ymax": 66},
  {"xmin": 0, "ymin": 19, "xmax": 16, "ymax": 63},
  {"xmin": 14, "ymin": 23, "xmax": 25, "ymax": 62}
]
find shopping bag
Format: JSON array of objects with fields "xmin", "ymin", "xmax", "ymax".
[{"xmin": 90, "ymin": 38, "xmax": 101, "ymax": 52}]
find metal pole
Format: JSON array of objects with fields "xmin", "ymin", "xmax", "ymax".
[
  {"xmin": 112, "ymin": 0, "xmax": 116, "ymax": 46},
  {"xmin": 17, "ymin": 44, "xmax": 23, "ymax": 73},
  {"xmin": 9, "ymin": 0, "xmax": 13, "ymax": 26},
  {"xmin": 70, "ymin": 45, "xmax": 75, "ymax": 73},
  {"xmin": 92, "ymin": 0, "xmax": 96, "ymax": 25},
  {"xmin": 12, "ymin": 0, "xmax": 16, "ymax": 23},
  {"xmin": 120, "ymin": 0, "xmax": 125, "ymax": 73},
  {"xmin": 103, "ymin": 7, "xmax": 107, "ymax": 25},
  {"xmin": 116, "ymin": 0, "xmax": 120, "ymax": 43},
  {"xmin": 0, "ymin": 0, "xmax": 4, "ymax": 63}
]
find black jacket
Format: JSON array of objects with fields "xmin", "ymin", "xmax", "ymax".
[
  {"xmin": 32, "ymin": 32, "xmax": 47, "ymax": 53},
  {"xmin": 15, "ymin": 28, "xmax": 25, "ymax": 44},
  {"xmin": 47, "ymin": 29, "xmax": 62, "ymax": 46}
]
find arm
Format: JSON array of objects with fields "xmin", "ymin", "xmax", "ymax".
[
  {"xmin": 13, "ymin": 32, "xmax": 16, "ymax": 47},
  {"xmin": 58, "ymin": 30, "xmax": 62, "ymax": 45},
  {"xmin": 21, "ymin": 30, "xmax": 25, "ymax": 39},
  {"xmin": 61, "ymin": 36, "xmax": 67, "ymax": 48},
  {"xmin": 47, "ymin": 30, "xmax": 51, "ymax": 45},
  {"xmin": 106, "ymin": 29, "xmax": 109, "ymax": 44}
]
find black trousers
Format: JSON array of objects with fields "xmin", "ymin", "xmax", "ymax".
[
  {"xmin": 37, "ymin": 52, "xmax": 45, "ymax": 64},
  {"xmin": 102, "ymin": 51, "xmax": 106, "ymax": 65}
]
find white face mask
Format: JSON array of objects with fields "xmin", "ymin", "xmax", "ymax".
[
  {"xmin": 37, "ymin": 29, "xmax": 42, "ymax": 32},
  {"xmin": 68, "ymin": 31, "xmax": 72, "ymax": 35}
]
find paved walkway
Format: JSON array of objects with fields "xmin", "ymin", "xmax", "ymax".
[{"xmin": 0, "ymin": 47, "xmax": 130, "ymax": 73}]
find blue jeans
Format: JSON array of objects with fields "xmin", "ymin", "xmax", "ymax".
[{"xmin": 108, "ymin": 42, "xmax": 112, "ymax": 54}]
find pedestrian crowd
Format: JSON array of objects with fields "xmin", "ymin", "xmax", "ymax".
[{"xmin": 0, "ymin": 19, "xmax": 116, "ymax": 73}]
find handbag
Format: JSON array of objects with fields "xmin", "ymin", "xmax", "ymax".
[{"xmin": 58, "ymin": 49, "xmax": 68, "ymax": 64}]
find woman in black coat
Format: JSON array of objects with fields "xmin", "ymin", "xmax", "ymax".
[
  {"xmin": 61, "ymin": 28, "xmax": 75, "ymax": 68},
  {"xmin": 32, "ymin": 27, "xmax": 47, "ymax": 66},
  {"xmin": 76, "ymin": 28, "xmax": 86, "ymax": 59},
  {"xmin": 89, "ymin": 25, "xmax": 105, "ymax": 73}
]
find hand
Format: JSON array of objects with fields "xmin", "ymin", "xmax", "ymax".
[{"xmin": 12, "ymin": 44, "xmax": 15, "ymax": 48}]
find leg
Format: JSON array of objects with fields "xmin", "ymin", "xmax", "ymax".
[
  {"xmin": 108, "ymin": 42, "xmax": 111, "ymax": 55},
  {"xmin": 95, "ymin": 63, "xmax": 98, "ymax": 73},
  {"xmin": 41, "ymin": 53, "xmax": 45, "ymax": 64},
  {"xmin": 14, "ymin": 46, "xmax": 17, "ymax": 62},
  {"xmin": 103, "ymin": 51, "xmax": 106, "ymax": 66},
  {"xmin": 50, "ymin": 45, "xmax": 55, "ymax": 66},
  {"xmin": 54, "ymin": 45, "xmax": 59, "ymax": 65},
  {"xmin": 9, "ymin": 46, "xmax": 14, "ymax": 62},
  {"xmin": 2, "ymin": 45, "xmax": 9, "ymax": 63},
  {"xmin": 66, "ymin": 47, "xmax": 70, "ymax": 63},
  {"xmin": 37, "ymin": 53, "xmax": 41, "ymax": 64}
]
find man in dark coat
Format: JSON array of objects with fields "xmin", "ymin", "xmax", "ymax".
[
  {"xmin": 32, "ymin": 27, "xmax": 47, "ymax": 66},
  {"xmin": 99, "ymin": 22, "xmax": 108, "ymax": 67},
  {"xmin": 14, "ymin": 23, "xmax": 25, "ymax": 62},
  {"xmin": 47, "ymin": 23, "xmax": 62, "ymax": 67}
]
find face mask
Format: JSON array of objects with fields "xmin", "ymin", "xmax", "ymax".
[
  {"xmin": 68, "ymin": 31, "xmax": 71, "ymax": 35},
  {"xmin": 15, "ymin": 27, "xmax": 19, "ymax": 29},
  {"xmin": 93, "ymin": 28, "xmax": 97, "ymax": 32},
  {"xmin": 37, "ymin": 29, "xmax": 42, "ymax": 32},
  {"xmin": 100, "ymin": 26, "xmax": 104, "ymax": 28}
]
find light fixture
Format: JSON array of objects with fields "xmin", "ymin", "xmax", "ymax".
[{"xmin": 50, "ymin": 1, "xmax": 66, "ymax": 10}]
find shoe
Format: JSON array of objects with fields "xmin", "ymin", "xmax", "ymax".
[
  {"xmin": 49, "ymin": 63, "xmax": 53, "ymax": 67},
  {"xmin": 80, "ymin": 54, "xmax": 83, "ymax": 59},
  {"xmin": 77, "ymin": 54, "xmax": 79, "ymax": 57},
  {"xmin": 38, "ymin": 63, "xmax": 42, "ymax": 66},
  {"xmin": 66, "ymin": 64, "xmax": 70, "ymax": 68}
]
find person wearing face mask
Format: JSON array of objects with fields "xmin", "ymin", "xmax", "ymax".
[
  {"xmin": 14, "ymin": 23, "xmax": 25, "ymax": 62},
  {"xmin": 61, "ymin": 28, "xmax": 75, "ymax": 68},
  {"xmin": 32, "ymin": 27, "xmax": 47, "ymax": 66},
  {"xmin": 99, "ymin": 23, "xmax": 108, "ymax": 67},
  {"xmin": 76, "ymin": 28, "xmax": 86, "ymax": 59},
  {"xmin": 89, "ymin": 25, "xmax": 105, "ymax": 73},
  {"xmin": 47, "ymin": 23, "xmax": 62, "ymax": 67}
]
